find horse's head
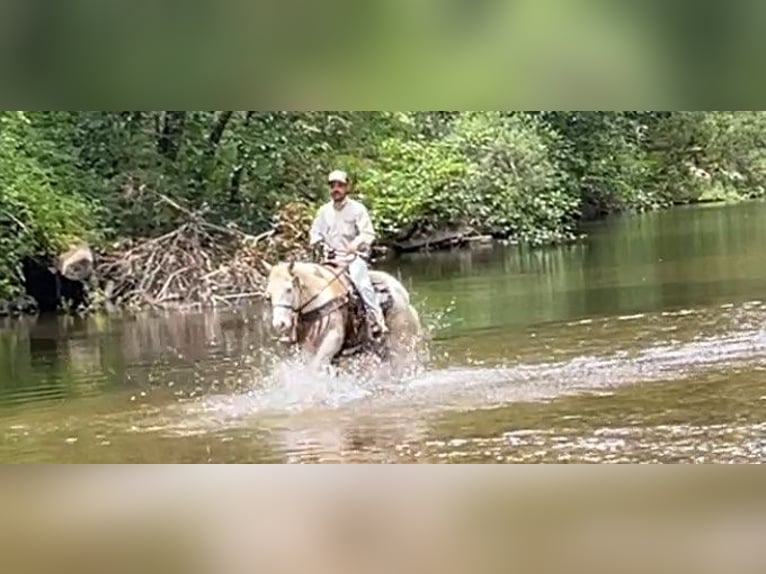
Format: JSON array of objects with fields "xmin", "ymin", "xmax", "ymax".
[{"xmin": 263, "ymin": 261, "xmax": 301, "ymax": 339}]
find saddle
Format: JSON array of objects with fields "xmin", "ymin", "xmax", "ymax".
[{"xmin": 320, "ymin": 260, "xmax": 394, "ymax": 354}]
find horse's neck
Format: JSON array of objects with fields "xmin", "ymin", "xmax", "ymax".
[
  {"xmin": 294, "ymin": 262, "xmax": 330, "ymax": 284},
  {"xmin": 295, "ymin": 263, "xmax": 340, "ymax": 308}
]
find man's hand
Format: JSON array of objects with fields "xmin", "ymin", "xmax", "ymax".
[
  {"xmin": 348, "ymin": 237, "xmax": 369, "ymax": 255},
  {"xmin": 310, "ymin": 244, "xmax": 322, "ymax": 262}
]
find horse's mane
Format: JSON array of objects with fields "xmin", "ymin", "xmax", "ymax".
[{"xmin": 270, "ymin": 260, "xmax": 342, "ymax": 291}]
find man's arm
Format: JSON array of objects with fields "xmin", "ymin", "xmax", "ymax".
[
  {"xmin": 349, "ymin": 203, "xmax": 376, "ymax": 252},
  {"xmin": 308, "ymin": 206, "xmax": 325, "ymax": 247}
]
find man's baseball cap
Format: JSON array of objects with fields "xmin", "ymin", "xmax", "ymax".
[{"xmin": 328, "ymin": 170, "xmax": 349, "ymax": 184}]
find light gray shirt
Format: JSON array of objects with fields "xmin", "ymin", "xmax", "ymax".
[{"xmin": 309, "ymin": 198, "xmax": 376, "ymax": 259}]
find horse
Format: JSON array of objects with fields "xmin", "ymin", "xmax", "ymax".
[{"xmin": 262, "ymin": 259, "xmax": 423, "ymax": 373}]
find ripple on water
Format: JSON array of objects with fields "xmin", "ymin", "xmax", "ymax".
[
  {"xmin": 4, "ymin": 299, "xmax": 766, "ymax": 462},
  {"xmin": 110, "ymin": 308, "xmax": 766, "ymax": 455}
]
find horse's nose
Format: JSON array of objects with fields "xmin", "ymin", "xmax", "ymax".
[{"xmin": 272, "ymin": 316, "xmax": 290, "ymax": 333}]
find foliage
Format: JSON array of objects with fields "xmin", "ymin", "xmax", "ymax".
[
  {"xmin": 0, "ymin": 112, "xmax": 95, "ymax": 298},
  {"xmin": 350, "ymin": 113, "xmax": 579, "ymax": 245},
  {"xmin": 351, "ymin": 136, "xmax": 473, "ymax": 238},
  {"xmin": 647, "ymin": 112, "xmax": 766, "ymax": 203},
  {"xmin": 535, "ymin": 112, "xmax": 663, "ymax": 218},
  {"xmin": 4, "ymin": 110, "xmax": 766, "ymax": 302},
  {"xmin": 448, "ymin": 112, "xmax": 579, "ymax": 244}
]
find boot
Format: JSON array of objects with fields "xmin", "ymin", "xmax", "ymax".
[{"xmin": 369, "ymin": 311, "xmax": 389, "ymax": 338}]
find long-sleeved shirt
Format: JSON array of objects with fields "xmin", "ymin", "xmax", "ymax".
[{"xmin": 309, "ymin": 198, "xmax": 376, "ymax": 260}]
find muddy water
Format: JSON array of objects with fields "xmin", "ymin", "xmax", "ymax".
[{"xmin": 2, "ymin": 202, "xmax": 766, "ymax": 463}]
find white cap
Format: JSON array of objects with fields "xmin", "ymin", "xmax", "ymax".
[{"xmin": 328, "ymin": 169, "xmax": 349, "ymax": 184}]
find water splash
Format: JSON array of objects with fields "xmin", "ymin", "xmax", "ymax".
[{"xmin": 128, "ymin": 301, "xmax": 766, "ymax": 442}]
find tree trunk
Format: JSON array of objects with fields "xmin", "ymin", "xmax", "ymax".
[
  {"xmin": 228, "ymin": 111, "xmax": 255, "ymax": 204},
  {"xmin": 190, "ymin": 111, "xmax": 234, "ymax": 197},
  {"xmin": 208, "ymin": 111, "xmax": 233, "ymax": 149},
  {"xmin": 157, "ymin": 111, "xmax": 187, "ymax": 160}
]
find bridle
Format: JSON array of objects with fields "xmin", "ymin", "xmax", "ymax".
[{"xmin": 269, "ymin": 261, "xmax": 350, "ymax": 341}]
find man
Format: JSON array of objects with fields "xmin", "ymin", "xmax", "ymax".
[{"xmin": 309, "ymin": 169, "xmax": 388, "ymax": 336}]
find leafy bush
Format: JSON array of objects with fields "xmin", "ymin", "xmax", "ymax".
[
  {"xmin": 0, "ymin": 112, "xmax": 95, "ymax": 298},
  {"xmin": 351, "ymin": 137, "xmax": 473, "ymax": 239},
  {"xmin": 648, "ymin": 112, "xmax": 766, "ymax": 202},
  {"xmin": 448, "ymin": 112, "xmax": 579, "ymax": 244},
  {"xmin": 537, "ymin": 112, "xmax": 662, "ymax": 217}
]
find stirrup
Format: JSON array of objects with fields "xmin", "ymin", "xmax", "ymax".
[{"xmin": 370, "ymin": 319, "xmax": 388, "ymax": 336}]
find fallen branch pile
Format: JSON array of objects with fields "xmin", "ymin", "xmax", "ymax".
[{"xmin": 95, "ymin": 194, "xmax": 314, "ymax": 310}]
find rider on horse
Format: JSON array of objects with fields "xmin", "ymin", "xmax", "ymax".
[{"xmin": 308, "ymin": 169, "xmax": 389, "ymax": 337}]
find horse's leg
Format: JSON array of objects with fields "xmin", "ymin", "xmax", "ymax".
[
  {"xmin": 308, "ymin": 326, "xmax": 344, "ymax": 375},
  {"xmin": 385, "ymin": 304, "xmax": 424, "ymax": 375}
]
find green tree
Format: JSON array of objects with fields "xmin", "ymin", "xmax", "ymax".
[{"xmin": 0, "ymin": 112, "xmax": 94, "ymax": 298}]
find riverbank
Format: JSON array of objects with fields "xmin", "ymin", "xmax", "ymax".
[
  {"xmin": 0, "ymin": 199, "xmax": 309, "ymax": 317},
  {"xmin": 1, "ymin": 195, "xmax": 755, "ymax": 317},
  {"xmin": 0, "ymin": 223, "xmax": 579, "ymax": 317},
  {"xmin": 5, "ymin": 111, "xmax": 766, "ymax": 312}
]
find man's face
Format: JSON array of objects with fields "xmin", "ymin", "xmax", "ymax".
[{"xmin": 330, "ymin": 180, "xmax": 348, "ymax": 202}]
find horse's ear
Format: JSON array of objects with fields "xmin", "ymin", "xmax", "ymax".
[
  {"xmin": 288, "ymin": 261, "xmax": 302, "ymax": 288},
  {"xmin": 260, "ymin": 259, "xmax": 273, "ymax": 274}
]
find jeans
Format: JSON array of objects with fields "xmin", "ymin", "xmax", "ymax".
[{"xmin": 347, "ymin": 256, "xmax": 385, "ymax": 323}]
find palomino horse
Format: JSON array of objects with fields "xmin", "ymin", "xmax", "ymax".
[{"xmin": 263, "ymin": 260, "xmax": 423, "ymax": 372}]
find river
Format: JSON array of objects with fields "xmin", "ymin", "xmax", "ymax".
[{"xmin": 2, "ymin": 202, "xmax": 766, "ymax": 463}]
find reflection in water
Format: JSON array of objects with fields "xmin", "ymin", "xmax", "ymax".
[{"xmin": 3, "ymin": 202, "xmax": 766, "ymax": 462}]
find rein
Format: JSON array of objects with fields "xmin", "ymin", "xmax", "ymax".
[
  {"xmin": 271, "ymin": 262, "xmax": 351, "ymax": 341},
  {"xmin": 272, "ymin": 261, "xmax": 351, "ymax": 344},
  {"xmin": 293, "ymin": 263, "xmax": 349, "ymax": 315}
]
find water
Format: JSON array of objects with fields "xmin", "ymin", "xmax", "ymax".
[{"xmin": 3, "ymin": 202, "xmax": 766, "ymax": 462}]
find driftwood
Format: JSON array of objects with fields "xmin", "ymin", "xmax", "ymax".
[
  {"xmin": 392, "ymin": 228, "xmax": 491, "ymax": 253},
  {"xmin": 95, "ymin": 192, "xmax": 313, "ymax": 310},
  {"xmin": 91, "ymin": 189, "xmax": 498, "ymax": 310}
]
